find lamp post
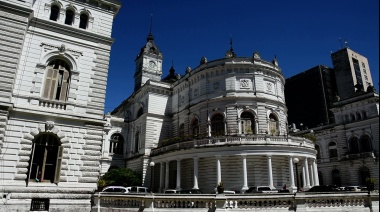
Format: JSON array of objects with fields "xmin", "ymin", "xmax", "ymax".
[
  {"xmin": 300, "ymin": 123, "xmax": 303, "ymax": 131},
  {"xmin": 293, "ymin": 158, "xmax": 300, "ymax": 192},
  {"xmin": 149, "ymin": 161, "xmax": 155, "ymax": 193}
]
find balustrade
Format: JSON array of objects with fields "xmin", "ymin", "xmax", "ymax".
[{"xmin": 92, "ymin": 192, "xmax": 378, "ymax": 211}]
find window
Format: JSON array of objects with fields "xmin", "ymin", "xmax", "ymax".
[
  {"xmin": 240, "ymin": 112, "xmax": 255, "ymax": 134},
  {"xmin": 211, "ymin": 114, "xmax": 225, "ymax": 136},
  {"xmin": 328, "ymin": 142, "xmax": 338, "ymax": 158},
  {"xmin": 356, "ymin": 112, "xmax": 362, "ymax": 120},
  {"xmin": 268, "ymin": 113, "xmax": 279, "ymax": 135},
  {"xmin": 65, "ymin": 9, "xmax": 74, "ymax": 25},
  {"xmin": 134, "ymin": 131, "xmax": 139, "ymax": 153},
  {"xmin": 359, "ymin": 167, "xmax": 370, "ymax": 186},
  {"xmin": 318, "ymin": 171, "xmax": 324, "ymax": 185},
  {"xmin": 349, "ymin": 137, "xmax": 359, "ymax": 154},
  {"xmin": 350, "ymin": 114, "xmax": 355, "ymax": 122},
  {"xmin": 109, "ymin": 133, "xmax": 124, "ymax": 154},
  {"xmin": 360, "ymin": 135, "xmax": 372, "ymax": 153},
  {"xmin": 79, "ymin": 13, "xmax": 88, "ymax": 29},
  {"xmin": 362, "ymin": 110, "xmax": 367, "ymax": 119},
  {"xmin": 27, "ymin": 133, "xmax": 63, "ymax": 184},
  {"xmin": 50, "ymin": 5, "xmax": 59, "ymax": 21},
  {"xmin": 331, "ymin": 169, "xmax": 341, "ymax": 186},
  {"xmin": 191, "ymin": 118, "xmax": 199, "ymax": 137},
  {"xmin": 43, "ymin": 60, "xmax": 70, "ymax": 101}
]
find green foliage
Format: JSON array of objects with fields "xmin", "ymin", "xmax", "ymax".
[
  {"xmin": 217, "ymin": 181, "xmax": 224, "ymax": 188},
  {"xmin": 366, "ymin": 177, "xmax": 376, "ymax": 185},
  {"xmin": 99, "ymin": 168, "xmax": 142, "ymax": 188}
]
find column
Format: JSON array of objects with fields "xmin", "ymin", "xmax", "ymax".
[
  {"xmin": 309, "ymin": 163, "xmax": 314, "ymax": 186},
  {"xmin": 304, "ymin": 158, "xmax": 310, "ymax": 187},
  {"xmin": 159, "ymin": 162, "xmax": 165, "ymax": 192},
  {"xmin": 267, "ymin": 156, "xmax": 274, "ymax": 188},
  {"xmin": 193, "ymin": 157, "xmax": 199, "ymax": 189},
  {"xmin": 312, "ymin": 159, "xmax": 320, "ymax": 186},
  {"xmin": 176, "ymin": 159, "xmax": 181, "ymax": 190},
  {"xmin": 242, "ymin": 155, "xmax": 248, "ymax": 190},
  {"xmin": 237, "ymin": 118, "xmax": 242, "ymax": 134},
  {"xmin": 289, "ymin": 157, "xmax": 295, "ymax": 188},
  {"xmin": 302, "ymin": 166, "xmax": 306, "ymax": 188},
  {"xmin": 216, "ymin": 155, "xmax": 221, "ymax": 185},
  {"xmin": 165, "ymin": 161, "xmax": 169, "ymax": 190}
]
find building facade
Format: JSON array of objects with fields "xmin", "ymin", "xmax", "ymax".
[
  {"xmin": 0, "ymin": 0, "xmax": 121, "ymax": 211},
  {"xmin": 287, "ymin": 47, "xmax": 379, "ymax": 190},
  {"xmin": 103, "ymin": 33, "xmax": 319, "ymax": 194}
]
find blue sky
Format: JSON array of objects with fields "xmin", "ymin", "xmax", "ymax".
[{"xmin": 105, "ymin": 0, "xmax": 379, "ymax": 113}]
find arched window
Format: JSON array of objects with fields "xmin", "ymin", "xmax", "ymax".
[
  {"xmin": 268, "ymin": 113, "xmax": 279, "ymax": 135},
  {"xmin": 362, "ymin": 110, "xmax": 367, "ymax": 119},
  {"xmin": 43, "ymin": 60, "xmax": 70, "ymax": 101},
  {"xmin": 109, "ymin": 133, "xmax": 123, "ymax": 155},
  {"xmin": 345, "ymin": 114, "xmax": 349, "ymax": 123},
  {"xmin": 356, "ymin": 112, "xmax": 362, "ymax": 120},
  {"xmin": 328, "ymin": 142, "xmax": 338, "ymax": 158},
  {"xmin": 360, "ymin": 135, "xmax": 372, "ymax": 153},
  {"xmin": 50, "ymin": 5, "xmax": 60, "ymax": 21},
  {"xmin": 331, "ymin": 169, "xmax": 341, "ymax": 186},
  {"xmin": 179, "ymin": 124, "xmax": 185, "ymax": 138},
  {"xmin": 65, "ymin": 9, "xmax": 75, "ymax": 25},
  {"xmin": 211, "ymin": 114, "xmax": 225, "ymax": 136},
  {"xmin": 28, "ymin": 133, "xmax": 63, "ymax": 184},
  {"xmin": 191, "ymin": 118, "xmax": 199, "ymax": 137},
  {"xmin": 240, "ymin": 111, "xmax": 255, "ymax": 135},
  {"xmin": 315, "ymin": 145, "xmax": 321, "ymax": 159},
  {"xmin": 349, "ymin": 137, "xmax": 359, "ymax": 154},
  {"xmin": 359, "ymin": 167, "xmax": 370, "ymax": 186},
  {"xmin": 137, "ymin": 108, "xmax": 143, "ymax": 118},
  {"xmin": 79, "ymin": 13, "xmax": 88, "ymax": 29},
  {"xmin": 350, "ymin": 114, "xmax": 355, "ymax": 122},
  {"xmin": 134, "ymin": 131, "xmax": 139, "ymax": 153}
]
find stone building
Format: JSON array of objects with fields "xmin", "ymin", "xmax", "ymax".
[
  {"xmin": 103, "ymin": 32, "xmax": 318, "ymax": 194},
  {"xmin": 0, "ymin": 0, "xmax": 121, "ymax": 211}
]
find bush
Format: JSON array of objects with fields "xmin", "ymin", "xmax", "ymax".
[{"xmin": 98, "ymin": 167, "xmax": 142, "ymax": 189}]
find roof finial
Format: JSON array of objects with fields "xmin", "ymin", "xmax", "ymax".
[
  {"xmin": 147, "ymin": 13, "xmax": 154, "ymax": 42},
  {"xmin": 230, "ymin": 33, "xmax": 233, "ymax": 51},
  {"xmin": 344, "ymin": 39, "xmax": 349, "ymax": 48}
]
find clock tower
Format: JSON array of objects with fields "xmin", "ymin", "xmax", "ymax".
[{"xmin": 134, "ymin": 31, "xmax": 163, "ymax": 91}]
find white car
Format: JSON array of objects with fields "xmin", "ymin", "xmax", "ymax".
[
  {"xmin": 102, "ymin": 186, "xmax": 130, "ymax": 193},
  {"xmin": 345, "ymin": 186, "xmax": 361, "ymax": 191},
  {"xmin": 164, "ymin": 189, "xmax": 179, "ymax": 194}
]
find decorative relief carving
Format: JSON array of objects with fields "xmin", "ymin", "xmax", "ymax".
[
  {"xmin": 40, "ymin": 42, "xmax": 83, "ymax": 58},
  {"xmin": 45, "ymin": 121, "xmax": 55, "ymax": 132},
  {"xmin": 240, "ymin": 79, "xmax": 250, "ymax": 89},
  {"xmin": 266, "ymin": 82, "xmax": 273, "ymax": 93}
]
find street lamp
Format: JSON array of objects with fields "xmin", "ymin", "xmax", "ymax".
[
  {"xmin": 300, "ymin": 123, "xmax": 303, "ymax": 131},
  {"xmin": 293, "ymin": 158, "xmax": 300, "ymax": 192},
  {"xmin": 149, "ymin": 161, "xmax": 155, "ymax": 193}
]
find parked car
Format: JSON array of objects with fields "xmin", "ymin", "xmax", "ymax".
[
  {"xmin": 345, "ymin": 186, "xmax": 361, "ymax": 191},
  {"xmin": 306, "ymin": 185, "xmax": 335, "ymax": 192},
  {"xmin": 246, "ymin": 186, "xmax": 277, "ymax": 193},
  {"xmin": 178, "ymin": 188, "xmax": 202, "ymax": 194},
  {"xmin": 164, "ymin": 189, "xmax": 179, "ymax": 194},
  {"xmin": 129, "ymin": 186, "xmax": 149, "ymax": 193},
  {"xmin": 101, "ymin": 186, "xmax": 130, "ymax": 193}
]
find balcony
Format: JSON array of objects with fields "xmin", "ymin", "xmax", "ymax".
[{"xmin": 151, "ymin": 135, "xmax": 314, "ymax": 156}]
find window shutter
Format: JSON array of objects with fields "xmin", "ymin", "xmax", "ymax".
[
  {"xmin": 49, "ymin": 69, "xmax": 59, "ymax": 100},
  {"xmin": 59, "ymin": 71, "xmax": 70, "ymax": 101},
  {"xmin": 42, "ymin": 68, "xmax": 53, "ymax": 98},
  {"xmin": 54, "ymin": 146, "xmax": 63, "ymax": 184},
  {"xmin": 27, "ymin": 143, "xmax": 36, "ymax": 187}
]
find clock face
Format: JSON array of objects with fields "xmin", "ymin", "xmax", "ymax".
[{"xmin": 148, "ymin": 61, "xmax": 156, "ymax": 68}]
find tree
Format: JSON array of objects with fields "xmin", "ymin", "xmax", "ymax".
[{"xmin": 98, "ymin": 167, "xmax": 142, "ymax": 190}]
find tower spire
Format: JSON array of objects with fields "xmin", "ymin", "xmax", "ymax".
[{"xmin": 147, "ymin": 13, "xmax": 154, "ymax": 42}]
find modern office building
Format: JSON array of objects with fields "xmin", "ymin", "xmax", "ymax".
[
  {"xmin": 0, "ymin": 0, "xmax": 121, "ymax": 211},
  {"xmin": 331, "ymin": 48, "xmax": 374, "ymax": 100},
  {"xmin": 285, "ymin": 65, "xmax": 336, "ymax": 129}
]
